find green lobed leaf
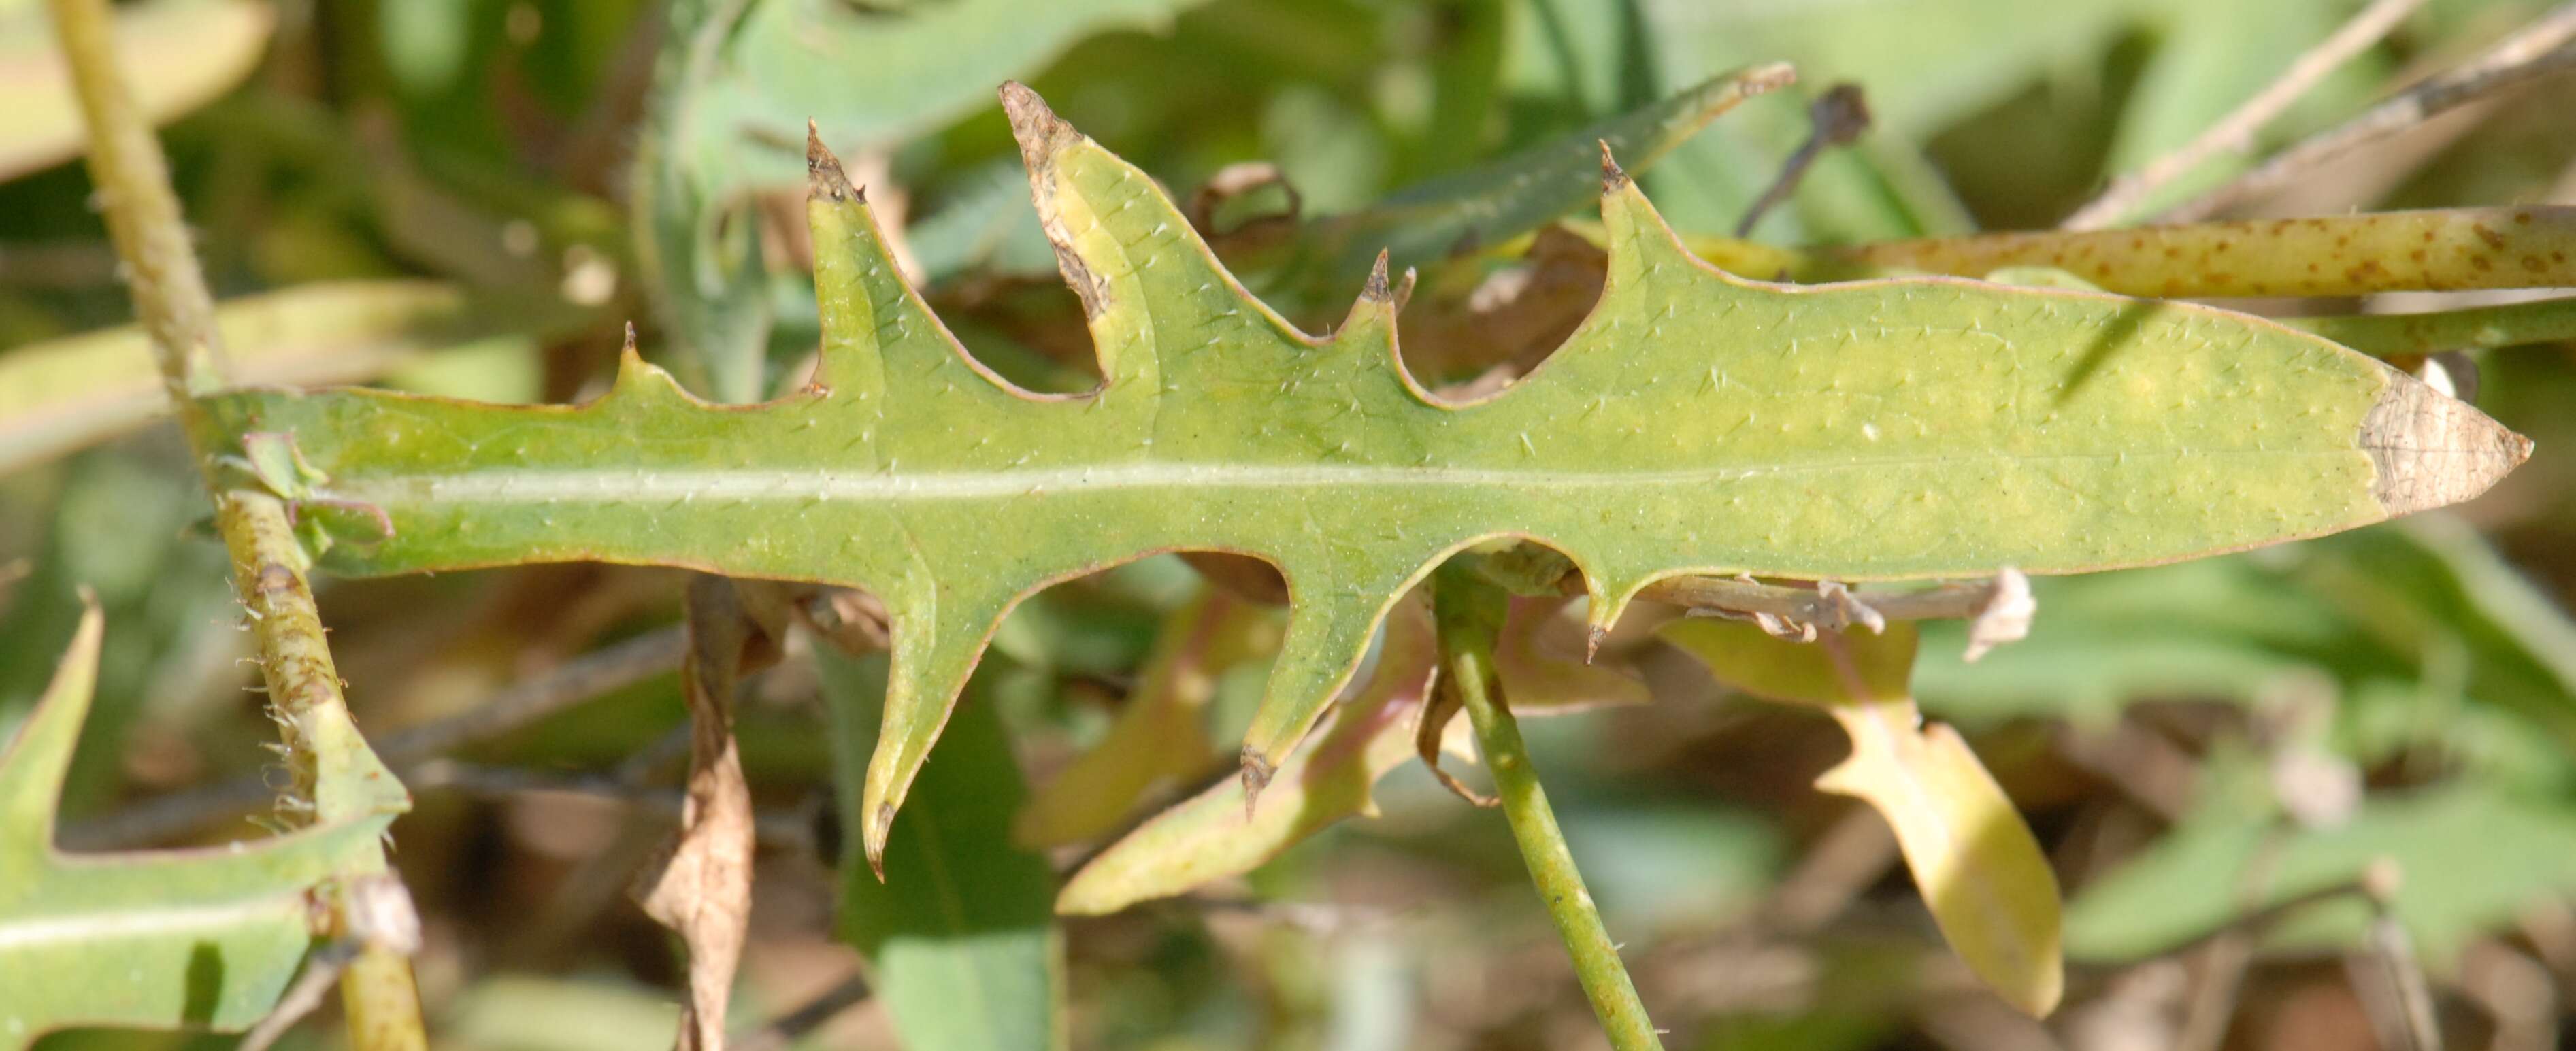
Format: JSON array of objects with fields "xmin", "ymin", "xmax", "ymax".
[
  {"xmin": 815, "ymin": 646, "xmax": 1063, "ymax": 1051},
  {"xmin": 0, "ymin": 602, "xmax": 397, "ymax": 1046},
  {"xmin": 208, "ymin": 82, "xmax": 2528, "ymax": 871}
]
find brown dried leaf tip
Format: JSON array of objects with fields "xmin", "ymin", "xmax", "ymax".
[
  {"xmin": 1598, "ymin": 140, "xmax": 1630, "ymax": 193},
  {"xmin": 2360, "ymin": 365, "xmax": 2535, "ymax": 516},
  {"xmin": 1363, "ymin": 249, "xmax": 1393, "ymax": 302},
  {"xmin": 1238, "ymin": 747, "xmax": 1276, "ymax": 817},
  {"xmin": 806, "ymin": 120, "xmax": 860, "ymax": 203},
  {"xmin": 1000, "ymin": 80, "xmax": 1079, "ymax": 181}
]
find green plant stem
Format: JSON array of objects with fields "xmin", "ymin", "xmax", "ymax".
[
  {"xmin": 2283, "ymin": 297, "xmax": 2576, "ymax": 356},
  {"xmin": 1431, "ymin": 563, "xmax": 1663, "ymax": 1051},
  {"xmin": 46, "ymin": 0, "xmax": 425, "ymax": 1047}
]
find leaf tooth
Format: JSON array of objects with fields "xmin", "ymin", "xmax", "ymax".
[
  {"xmin": 1576, "ymin": 571, "xmax": 1636, "ymax": 663},
  {"xmin": 1237, "ymin": 572, "xmax": 1408, "ymax": 803},
  {"xmin": 807, "ymin": 131, "xmax": 1010, "ymax": 407},
  {"xmin": 608, "ymin": 322, "xmax": 690, "ymax": 403},
  {"xmin": 1330, "ymin": 249, "xmax": 1400, "ymax": 340},
  {"xmin": 1323, "ymin": 251, "xmax": 1427, "ymax": 401},
  {"xmin": 859, "ymin": 584, "xmax": 1017, "ymax": 874},
  {"xmin": 1598, "ymin": 139, "xmax": 1629, "ymax": 194},
  {"xmin": 1000, "ymin": 80, "xmax": 1310, "ymax": 399},
  {"xmin": 805, "ymin": 130, "xmax": 890, "ymax": 399},
  {"xmin": 804, "ymin": 118, "xmax": 861, "ymax": 204},
  {"xmin": 1598, "ymin": 160, "xmax": 1738, "ymax": 284},
  {"xmin": 0, "ymin": 592, "xmax": 101, "ymax": 846}
]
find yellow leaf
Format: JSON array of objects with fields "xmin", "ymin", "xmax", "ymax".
[{"xmin": 1660, "ymin": 618, "xmax": 2064, "ymax": 1016}]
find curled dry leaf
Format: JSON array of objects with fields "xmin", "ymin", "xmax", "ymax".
[
  {"xmin": 631, "ymin": 577, "xmax": 783, "ymax": 1051},
  {"xmin": 1659, "ymin": 618, "xmax": 2065, "ymax": 1018},
  {"xmin": 1962, "ymin": 567, "xmax": 2034, "ymax": 663}
]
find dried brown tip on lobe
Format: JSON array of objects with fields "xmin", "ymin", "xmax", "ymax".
[
  {"xmin": 806, "ymin": 121, "xmax": 860, "ymax": 203},
  {"xmin": 1743, "ymin": 61, "xmax": 1799, "ymax": 94},
  {"xmin": 1000, "ymin": 81, "xmax": 1080, "ymax": 174},
  {"xmin": 1363, "ymin": 250, "xmax": 1393, "ymax": 302},
  {"xmin": 1239, "ymin": 749, "xmax": 1275, "ymax": 818},
  {"xmin": 621, "ymin": 320, "xmax": 638, "ymax": 354},
  {"xmin": 2360, "ymin": 365, "xmax": 2533, "ymax": 516},
  {"xmin": 1392, "ymin": 267, "xmax": 1418, "ymax": 312},
  {"xmin": 864, "ymin": 802, "xmax": 893, "ymax": 881},
  {"xmin": 1598, "ymin": 141, "xmax": 1628, "ymax": 193}
]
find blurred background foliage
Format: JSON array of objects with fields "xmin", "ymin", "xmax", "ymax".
[{"xmin": 5, "ymin": 0, "xmax": 2576, "ymax": 1048}]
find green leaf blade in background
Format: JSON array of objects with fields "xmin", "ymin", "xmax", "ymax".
[
  {"xmin": 207, "ymin": 82, "xmax": 2526, "ymax": 871},
  {"xmin": 0, "ymin": 602, "xmax": 397, "ymax": 1047},
  {"xmin": 0, "ymin": 0, "xmax": 271, "ymax": 182},
  {"xmin": 0, "ymin": 280, "xmax": 569, "ymax": 476},
  {"xmin": 816, "ymin": 646, "xmax": 1063, "ymax": 1051},
  {"xmin": 2064, "ymin": 780, "xmax": 2576, "ymax": 967},
  {"xmin": 1277, "ymin": 62, "xmax": 1793, "ymax": 303}
]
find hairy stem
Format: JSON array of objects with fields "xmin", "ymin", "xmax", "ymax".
[
  {"xmin": 46, "ymin": 0, "xmax": 423, "ymax": 1046},
  {"xmin": 1432, "ymin": 563, "xmax": 1663, "ymax": 1050}
]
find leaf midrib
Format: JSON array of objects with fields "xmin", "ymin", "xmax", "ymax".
[{"xmin": 331, "ymin": 448, "xmax": 2361, "ymax": 506}]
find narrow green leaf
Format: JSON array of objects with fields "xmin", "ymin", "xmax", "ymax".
[
  {"xmin": 0, "ymin": 280, "xmax": 555, "ymax": 476},
  {"xmin": 1912, "ymin": 518, "xmax": 2576, "ymax": 785},
  {"xmin": 1273, "ymin": 63, "xmax": 1793, "ymax": 301},
  {"xmin": 2094, "ymin": 0, "xmax": 2369, "ymax": 220},
  {"xmin": 209, "ymin": 84, "xmax": 2526, "ymax": 871},
  {"xmin": 0, "ymin": 0, "xmax": 271, "ymax": 182},
  {"xmin": 0, "ymin": 601, "xmax": 397, "ymax": 1046},
  {"xmin": 2282, "ymin": 297, "xmax": 2576, "ymax": 357},
  {"xmin": 2064, "ymin": 781, "xmax": 2576, "ymax": 967},
  {"xmin": 816, "ymin": 646, "xmax": 1062, "ymax": 1051}
]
